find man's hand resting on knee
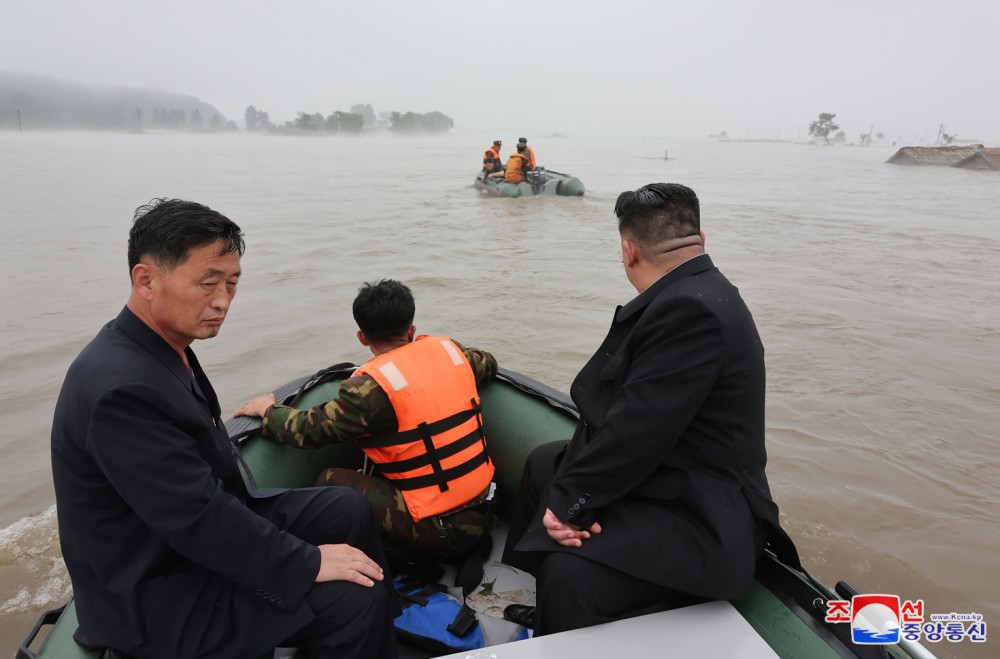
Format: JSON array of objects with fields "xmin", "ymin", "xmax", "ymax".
[{"xmin": 315, "ymin": 544, "xmax": 385, "ymax": 587}]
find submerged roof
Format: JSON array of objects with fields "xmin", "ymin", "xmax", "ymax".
[
  {"xmin": 953, "ymin": 148, "xmax": 1000, "ymax": 170},
  {"xmin": 886, "ymin": 145, "xmax": 985, "ymax": 166}
]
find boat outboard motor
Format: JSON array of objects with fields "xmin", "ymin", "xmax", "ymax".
[{"xmin": 529, "ymin": 166, "xmax": 546, "ymax": 194}]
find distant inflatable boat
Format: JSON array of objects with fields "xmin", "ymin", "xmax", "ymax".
[{"xmin": 475, "ymin": 167, "xmax": 585, "ymax": 198}]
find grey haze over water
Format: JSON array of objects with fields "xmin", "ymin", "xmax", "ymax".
[
  {"xmin": 2, "ymin": 0, "xmax": 1000, "ymax": 143},
  {"xmin": 0, "ymin": 132, "xmax": 998, "ymax": 659}
]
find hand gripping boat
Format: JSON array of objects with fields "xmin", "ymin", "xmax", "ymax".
[{"xmin": 20, "ymin": 366, "xmax": 937, "ymax": 659}]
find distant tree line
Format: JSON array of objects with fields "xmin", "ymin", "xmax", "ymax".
[
  {"xmin": 245, "ymin": 106, "xmax": 365, "ymax": 135},
  {"xmin": 290, "ymin": 110, "xmax": 365, "ymax": 134},
  {"xmin": 149, "ymin": 108, "xmax": 235, "ymax": 131},
  {"xmin": 389, "ymin": 111, "xmax": 453, "ymax": 134},
  {"xmin": 0, "ymin": 73, "xmax": 232, "ymax": 131},
  {"xmin": 244, "ymin": 106, "xmax": 274, "ymax": 132},
  {"xmin": 1, "ymin": 74, "xmax": 455, "ymax": 136},
  {"xmin": 244, "ymin": 103, "xmax": 454, "ymax": 136},
  {"xmin": 350, "ymin": 103, "xmax": 375, "ymax": 125}
]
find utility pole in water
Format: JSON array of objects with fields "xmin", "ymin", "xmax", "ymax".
[{"xmin": 17, "ymin": 108, "xmax": 22, "ymax": 133}]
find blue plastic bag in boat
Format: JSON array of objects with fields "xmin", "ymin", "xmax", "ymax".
[{"xmin": 394, "ymin": 582, "xmax": 485, "ymax": 654}]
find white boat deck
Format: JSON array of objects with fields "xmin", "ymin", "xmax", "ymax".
[
  {"xmin": 437, "ymin": 601, "xmax": 779, "ymax": 658},
  {"xmin": 430, "ymin": 522, "xmax": 778, "ymax": 659}
]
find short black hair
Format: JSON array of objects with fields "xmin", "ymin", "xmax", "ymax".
[
  {"xmin": 614, "ymin": 183, "xmax": 700, "ymax": 246},
  {"xmin": 353, "ymin": 279, "xmax": 415, "ymax": 341},
  {"xmin": 127, "ymin": 198, "xmax": 244, "ymax": 276}
]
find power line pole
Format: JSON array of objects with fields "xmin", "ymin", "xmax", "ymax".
[{"xmin": 17, "ymin": 108, "xmax": 22, "ymax": 133}]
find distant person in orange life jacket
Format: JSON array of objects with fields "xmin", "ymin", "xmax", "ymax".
[
  {"xmin": 235, "ymin": 279, "xmax": 499, "ymax": 561},
  {"xmin": 518, "ymin": 137, "xmax": 536, "ymax": 167},
  {"xmin": 503, "ymin": 143, "xmax": 532, "ymax": 183},
  {"xmin": 483, "ymin": 139, "xmax": 503, "ymax": 174}
]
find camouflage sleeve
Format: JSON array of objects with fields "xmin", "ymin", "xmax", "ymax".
[
  {"xmin": 261, "ymin": 374, "xmax": 398, "ymax": 449},
  {"xmin": 452, "ymin": 339, "xmax": 498, "ymax": 387}
]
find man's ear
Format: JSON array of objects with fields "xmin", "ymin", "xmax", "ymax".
[
  {"xmin": 407, "ymin": 325, "xmax": 416, "ymax": 341},
  {"xmin": 131, "ymin": 263, "xmax": 155, "ymax": 300},
  {"xmin": 621, "ymin": 239, "xmax": 641, "ymax": 268},
  {"xmin": 357, "ymin": 330, "xmax": 370, "ymax": 347}
]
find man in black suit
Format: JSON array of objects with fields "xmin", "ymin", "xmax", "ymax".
[
  {"xmin": 502, "ymin": 183, "xmax": 798, "ymax": 635},
  {"xmin": 51, "ymin": 199, "xmax": 398, "ymax": 658}
]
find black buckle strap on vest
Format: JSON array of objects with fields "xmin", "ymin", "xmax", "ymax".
[
  {"xmin": 358, "ymin": 408, "xmax": 477, "ymax": 449},
  {"xmin": 390, "ymin": 451, "xmax": 490, "ymax": 492},
  {"xmin": 419, "ymin": 422, "xmax": 450, "ymax": 493},
  {"xmin": 358, "ymin": 398, "xmax": 489, "ymax": 493},
  {"xmin": 377, "ymin": 428, "xmax": 483, "ymax": 475}
]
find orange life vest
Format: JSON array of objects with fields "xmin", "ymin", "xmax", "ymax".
[
  {"xmin": 505, "ymin": 153, "xmax": 529, "ymax": 183},
  {"xmin": 354, "ymin": 335, "xmax": 494, "ymax": 522},
  {"xmin": 483, "ymin": 146, "xmax": 502, "ymax": 169},
  {"xmin": 524, "ymin": 145, "xmax": 536, "ymax": 167}
]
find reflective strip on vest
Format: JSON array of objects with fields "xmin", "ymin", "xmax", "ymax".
[
  {"xmin": 378, "ymin": 362, "xmax": 409, "ymax": 391},
  {"xmin": 440, "ymin": 339, "xmax": 464, "ymax": 366}
]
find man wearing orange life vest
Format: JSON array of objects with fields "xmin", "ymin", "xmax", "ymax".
[
  {"xmin": 483, "ymin": 139, "xmax": 503, "ymax": 174},
  {"xmin": 235, "ymin": 279, "xmax": 498, "ymax": 561},
  {"xmin": 503, "ymin": 143, "xmax": 532, "ymax": 183},
  {"xmin": 518, "ymin": 137, "xmax": 536, "ymax": 167}
]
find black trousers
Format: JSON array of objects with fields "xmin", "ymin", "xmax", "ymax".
[
  {"xmin": 100, "ymin": 487, "xmax": 399, "ymax": 659},
  {"xmin": 238, "ymin": 486, "xmax": 400, "ymax": 659},
  {"xmin": 503, "ymin": 442, "xmax": 707, "ymax": 636}
]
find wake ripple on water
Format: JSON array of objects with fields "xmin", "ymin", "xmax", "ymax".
[{"xmin": 0, "ymin": 506, "xmax": 70, "ymax": 616}]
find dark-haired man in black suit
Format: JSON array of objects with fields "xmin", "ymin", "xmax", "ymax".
[
  {"xmin": 502, "ymin": 183, "xmax": 798, "ymax": 635},
  {"xmin": 51, "ymin": 198, "xmax": 398, "ymax": 658}
]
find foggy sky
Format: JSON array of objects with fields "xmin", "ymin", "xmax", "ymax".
[{"xmin": 3, "ymin": 0, "xmax": 998, "ymax": 143}]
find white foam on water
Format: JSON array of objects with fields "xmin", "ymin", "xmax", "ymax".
[{"xmin": 0, "ymin": 504, "xmax": 72, "ymax": 614}]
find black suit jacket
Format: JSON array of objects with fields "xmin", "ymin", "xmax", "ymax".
[
  {"xmin": 514, "ymin": 254, "xmax": 792, "ymax": 599},
  {"xmin": 51, "ymin": 307, "xmax": 320, "ymax": 657}
]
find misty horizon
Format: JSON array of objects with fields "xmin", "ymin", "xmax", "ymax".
[
  {"xmin": 2, "ymin": 1, "xmax": 998, "ymax": 144},
  {"xmin": 0, "ymin": 70, "xmax": 989, "ymax": 147}
]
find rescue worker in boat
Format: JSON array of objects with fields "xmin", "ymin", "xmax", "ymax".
[
  {"xmin": 235, "ymin": 279, "xmax": 499, "ymax": 562},
  {"xmin": 518, "ymin": 137, "xmax": 536, "ymax": 168},
  {"xmin": 483, "ymin": 139, "xmax": 503, "ymax": 174},
  {"xmin": 497, "ymin": 142, "xmax": 531, "ymax": 183},
  {"xmin": 483, "ymin": 151, "xmax": 499, "ymax": 176}
]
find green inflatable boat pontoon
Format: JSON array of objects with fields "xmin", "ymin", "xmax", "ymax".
[
  {"xmin": 19, "ymin": 366, "xmax": 938, "ymax": 659},
  {"xmin": 474, "ymin": 167, "xmax": 585, "ymax": 198}
]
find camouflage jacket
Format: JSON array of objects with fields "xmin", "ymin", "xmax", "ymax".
[{"xmin": 262, "ymin": 341, "xmax": 498, "ymax": 449}]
